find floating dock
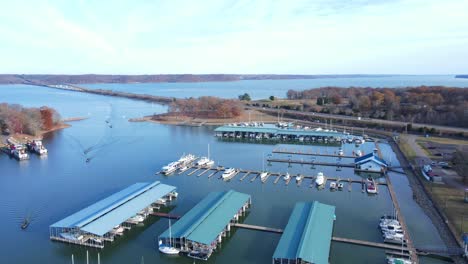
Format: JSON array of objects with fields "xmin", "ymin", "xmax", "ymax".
[
  {"xmin": 50, "ymin": 181, "xmax": 177, "ymax": 248},
  {"xmin": 273, "ymin": 148, "xmax": 356, "ymax": 159},
  {"xmin": 214, "ymin": 124, "xmax": 346, "ymax": 143},
  {"xmin": 158, "ymin": 190, "xmax": 251, "ymax": 261}
]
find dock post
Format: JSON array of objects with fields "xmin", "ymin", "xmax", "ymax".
[
  {"xmin": 71, "ymin": 254, "xmax": 74, "ymax": 264},
  {"xmin": 98, "ymin": 253, "xmax": 100, "ymax": 264},
  {"xmin": 86, "ymin": 250, "xmax": 89, "ymax": 264}
]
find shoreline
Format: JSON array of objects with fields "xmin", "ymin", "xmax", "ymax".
[
  {"xmin": 4, "ymin": 116, "xmax": 87, "ymax": 142},
  {"xmin": 130, "ymin": 110, "xmax": 279, "ymax": 126}
]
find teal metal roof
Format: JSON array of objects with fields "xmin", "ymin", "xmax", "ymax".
[
  {"xmin": 160, "ymin": 190, "xmax": 250, "ymax": 245},
  {"xmin": 273, "ymin": 201, "xmax": 336, "ymax": 264},
  {"xmin": 214, "ymin": 125, "xmax": 346, "ymax": 137},
  {"xmin": 51, "ymin": 181, "xmax": 176, "ymax": 236}
]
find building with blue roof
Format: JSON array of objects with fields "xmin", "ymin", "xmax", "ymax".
[
  {"xmin": 273, "ymin": 201, "xmax": 336, "ymax": 264},
  {"xmin": 355, "ymin": 152, "xmax": 388, "ymax": 173},
  {"xmin": 50, "ymin": 181, "xmax": 177, "ymax": 248},
  {"xmin": 158, "ymin": 190, "xmax": 251, "ymax": 260},
  {"xmin": 214, "ymin": 124, "xmax": 346, "ymax": 142}
]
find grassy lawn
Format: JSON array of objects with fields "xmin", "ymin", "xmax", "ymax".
[
  {"xmin": 398, "ymin": 138, "xmax": 417, "ymax": 162},
  {"xmin": 425, "ymin": 182, "xmax": 468, "ymax": 236},
  {"xmin": 418, "ymin": 137, "xmax": 468, "ymax": 146}
]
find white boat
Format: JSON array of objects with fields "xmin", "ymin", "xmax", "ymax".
[
  {"xmin": 196, "ymin": 157, "xmax": 210, "ymax": 166},
  {"xmin": 197, "ymin": 144, "xmax": 214, "ymax": 167},
  {"xmin": 30, "ymin": 140, "xmax": 48, "ymax": 155},
  {"xmin": 337, "ymin": 182, "xmax": 344, "ymax": 190},
  {"xmin": 156, "ymin": 198, "xmax": 167, "ymax": 204},
  {"xmin": 330, "ymin": 181, "xmax": 337, "ymax": 190},
  {"xmin": 260, "ymin": 172, "xmax": 269, "ymax": 183},
  {"xmin": 128, "ymin": 215, "xmax": 145, "ymax": 223},
  {"xmin": 260, "ymin": 153, "xmax": 269, "ymax": 183},
  {"xmin": 90, "ymin": 237, "xmax": 103, "ymax": 244},
  {"xmin": 112, "ymin": 226, "xmax": 125, "ymax": 234},
  {"xmin": 366, "ymin": 178, "xmax": 377, "ymax": 194},
  {"xmin": 178, "ymin": 153, "xmax": 196, "ymax": 165},
  {"xmin": 315, "ymin": 172, "xmax": 325, "ymax": 186},
  {"xmin": 162, "ymin": 162, "xmax": 178, "ymax": 175},
  {"xmin": 170, "ymin": 191, "xmax": 178, "ymax": 198},
  {"xmin": 60, "ymin": 232, "xmax": 84, "ymax": 241},
  {"xmin": 296, "ymin": 174, "xmax": 303, "ymax": 182},
  {"xmin": 284, "ymin": 172, "xmax": 290, "ymax": 181},
  {"xmin": 179, "ymin": 165, "xmax": 189, "ymax": 172},
  {"xmin": 11, "ymin": 145, "xmax": 29, "ymax": 160},
  {"xmin": 338, "ymin": 148, "xmax": 344, "ymax": 156},
  {"xmin": 222, "ymin": 168, "xmax": 237, "ymax": 180},
  {"xmin": 159, "ymin": 219, "xmax": 180, "ymax": 255},
  {"xmin": 356, "ymin": 150, "xmax": 363, "ymax": 157}
]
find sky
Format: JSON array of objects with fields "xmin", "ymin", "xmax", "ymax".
[{"xmin": 1, "ymin": 0, "xmax": 467, "ymax": 74}]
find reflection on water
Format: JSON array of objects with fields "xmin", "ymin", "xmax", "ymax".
[{"xmin": 0, "ymin": 84, "xmax": 449, "ymax": 264}]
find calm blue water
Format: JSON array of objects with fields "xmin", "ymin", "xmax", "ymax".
[
  {"xmin": 84, "ymin": 75, "xmax": 468, "ymax": 100},
  {"xmin": 0, "ymin": 84, "xmax": 451, "ymax": 264}
]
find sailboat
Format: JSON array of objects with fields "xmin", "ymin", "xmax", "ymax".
[
  {"xmin": 159, "ymin": 219, "xmax": 180, "ymax": 255},
  {"xmin": 259, "ymin": 152, "xmax": 269, "ymax": 183},
  {"xmin": 196, "ymin": 144, "xmax": 214, "ymax": 167}
]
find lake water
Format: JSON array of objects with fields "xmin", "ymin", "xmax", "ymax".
[
  {"xmin": 84, "ymin": 75, "xmax": 468, "ymax": 100},
  {"xmin": 0, "ymin": 83, "xmax": 453, "ymax": 264}
]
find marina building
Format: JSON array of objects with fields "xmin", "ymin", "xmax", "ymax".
[
  {"xmin": 50, "ymin": 181, "xmax": 177, "ymax": 248},
  {"xmin": 214, "ymin": 124, "xmax": 346, "ymax": 142},
  {"xmin": 354, "ymin": 152, "xmax": 388, "ymax": 173},
  {"xmin": 273, "ymin": 201, "xmax": 336, "ymax": 264},
  {"xmin": 158, "ymin": 190, "xmax": 251, "ymax": 261}
]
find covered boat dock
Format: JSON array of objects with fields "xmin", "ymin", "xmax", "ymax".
[
  {"xmin": 50, "ymin": 181, "xmax": 177, "ymax": 248},
  {"xmin": 158, "ymin": 190, "xmax": 251, "ymax": 260},
  {"xmin": 214, "ymin": 124, "xmax": 346, "ymax": 143},
  {"xmin": 273, "ymin": 201, "xmax": 336, "ymax": 264}
]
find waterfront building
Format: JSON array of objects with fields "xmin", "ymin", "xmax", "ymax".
[
  {"xmin": 50, "ymin": 181, "xmax": 176, "ymax": 248},
  {"xmin": 273, "ymin": 201, "xmax": 336, "ymax": 264},
  {"xmin": 158, "ymin": 190, "xmax": 251, "ymax": 261}
]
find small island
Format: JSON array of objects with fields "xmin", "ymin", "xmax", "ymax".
[{"xmin": 455, "ymin": 75, "xmax": 468, "ymax": 78}]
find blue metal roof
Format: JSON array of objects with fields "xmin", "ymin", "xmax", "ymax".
[
  {"xmin": 214, "ymin": 125, "xmax": 346, "ymax": 137},
  {"xmin": 355, "ymin": 152, "xmax": 388, "ymax": 167},
  {"xmin": 273, "ymin": 201, "xmax": 336, "ymax": 264},
  {"xmin": 160, "ymin": 190, "xmax": 250, "ymax": 245},
  {"xmin": 51, "ymin": 181, "xmax": 176, "ymax": 236}
]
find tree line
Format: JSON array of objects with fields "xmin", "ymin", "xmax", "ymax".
[
  {"xmin": 168, "ymin": 96, "xmax": 243, "ymax": 118},
  {"xmin": 0, "ymin": 103, "xmax": 61, "ymax": 136},
  {"xmin": 285, "ymin": 86, "xmax": 468, "ymax": 127}
]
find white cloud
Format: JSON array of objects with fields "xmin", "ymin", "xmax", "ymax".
[{"xmin": 0, "ymin": 0, "xmax": 467, "ymax": 74}]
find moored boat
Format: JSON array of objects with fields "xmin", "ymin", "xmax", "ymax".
[
  {"xmin": 366, "ymin": 177, "xmax": 377, "ymax": 194},
  {"xmin": 222, "ymin": 168, "xmax": 237, "ymax": 180},
  {"xmin": 315, "ymin": 172, "xmax": 325, "ymax": 186}
]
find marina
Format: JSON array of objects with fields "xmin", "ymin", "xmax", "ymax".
[
  {"xmin": 214, "ymin": 123, "xmax": 347, "ymax": 144},
  {"xmin": 158, "ymin": 190, "xmax": 251, "ymax": 261},
  {"xmin": 0, "ymin": 82, "xmax": 462, "ymax": 264},
  {"xmin": 49, "ymin": 181, "xmax": 177, "ymax": 249}
]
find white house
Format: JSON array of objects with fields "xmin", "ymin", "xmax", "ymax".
[{"xmin": 355, "ymin": 153, "xmax": 388, "ymax": 173}]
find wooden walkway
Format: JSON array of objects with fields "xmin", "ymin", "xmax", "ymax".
[
  {"xmin": 385, "ymin": 173, "xmax": 418, "ymax": 263},
  {"xmin": 273, "ymin": 149, "xmax": 356, "ymax": 159},
  {"xmin": 150, "ymin": 212, "xmax": 181, "ymax": 219},
  {"xmin": 267, "ymin": 158, "xmax": 355, "ymax": 168},
  {"xmin": 231, "ymin": 223, "xmax": 283, "ymax": 234},
  {"xmin": 230, "ymin": 223, "xmax": 416, "ymax": 254},
  {"xmin": 332, "ymin": 237, "xmax": 409, "ymax": 252}
]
